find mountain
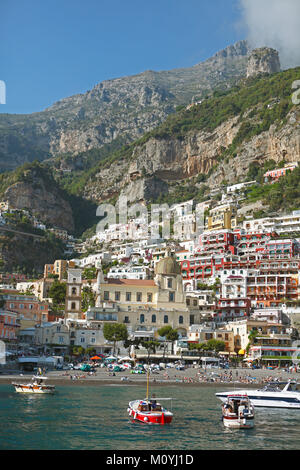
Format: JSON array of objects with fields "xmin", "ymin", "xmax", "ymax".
[
  {"xmin": 0, "ymin": 40, "xmax": 251, "ymax": 172},
  {"xmin": 79, "ymin": 65, "xmax": 300, "ymax": 207}
]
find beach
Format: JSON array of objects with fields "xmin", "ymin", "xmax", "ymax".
[{"xmin": 2, "ymin": 365, "xmax": 299, "ymax": 387}]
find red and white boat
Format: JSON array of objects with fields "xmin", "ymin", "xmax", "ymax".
[
  {"xmin": 222, "ymin": 395, "xmax": 254, "ymax": 429},
  {"xmin": 127, "ymin": 367, "xmax": 173, "ymax": 425},
  {"xmin": 128, "ymin": 398, "xmax": 173, "ymax": 425},
  {"xmin": 12, "ymin": 376, "xmax": 55, "ymax": 394}
]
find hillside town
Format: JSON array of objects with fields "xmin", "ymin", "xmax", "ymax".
[{"xmin": 1, "ymin": 162, "xmax": 300, "ymax": 373}]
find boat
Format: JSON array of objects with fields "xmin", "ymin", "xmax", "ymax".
[
  {"xmin": 216, "ymin": 379, "xmax": 300, "ymax": 409},
  {"xmin": 12, "ymin": 376, "xmax": 56, "ymax": 394},
  {"xmin": 128, "ymin": 398, "xmax": 173, "ymax": 424},
  {"xmin": 127, "ymin": 367, "xmax": 173, "ymax": 425},
  {"xmin": 222, "ymin": 395, "xmax": 254, "ymax": 429}
]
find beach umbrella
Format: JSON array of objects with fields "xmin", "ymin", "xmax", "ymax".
[
  {"xmin": 90, "ymin": 355, "xmax": 102, "ymax": 360},
  {"xmin": 118, "ymin": 356, "xmax": 132, "ymax": 362},
  {"xmin": 106, "ymin": 355, "xmax": 117, "ymax": 360}
]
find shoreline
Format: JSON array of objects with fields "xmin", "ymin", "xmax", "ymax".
[{"xmin": 2, "ymin": 366, "xmax": 299, "ymax": 388}]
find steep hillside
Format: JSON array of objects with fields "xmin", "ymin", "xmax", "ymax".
[
  {"xmin": 0, "ymin": 40, "xmax": 251, "ymax": 172},
  {"xmin": 0, "ymin": 162, "xmax": 97, "ymax": 235},
  {"xmin": 78, "ymin": 66, "xmax": 300, "ymax": 205}
]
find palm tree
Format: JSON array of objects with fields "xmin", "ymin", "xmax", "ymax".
[{"xmin": 246, "ymin": 329, "xmax": 259, "ymax": 355}]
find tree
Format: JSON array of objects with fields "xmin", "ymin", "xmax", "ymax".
[
  {"xmin": 246, "ymin": 329, "xmax": 259, "ymax": 354},
  {"xmin": 158, "ymin": 325, "xmax": 179, "ymax": 355},
  {"xmin": 48, "ymin": 280, "xmax": 66, "ymax": 311},
  {"xmin": 141, "ymin": 340, "xmax": 160, "ymax": 362},
  {"xmin": 103, "ymin": 323, "xmax": 128, "ymax": 355},
  {"xmin": 82, "ymin": 286, "xmax": 96, "ymax": 311},
  {"xmin": 205, "ymin": 339, "xmax": 226, "ymax": 354}
]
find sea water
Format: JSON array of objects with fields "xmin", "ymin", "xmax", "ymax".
[{"xmin": 0, "ymin": 384, "xmax": 299, "ymax": 450}]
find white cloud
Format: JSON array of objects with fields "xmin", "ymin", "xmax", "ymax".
[{"xmin": 239, "ymin": 0, "xmax": 300, "ymax": 68}]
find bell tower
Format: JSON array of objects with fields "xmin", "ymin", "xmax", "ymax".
[{"xmin": 65, "ymin": 268, "xmax": 82, "ymax": 320}]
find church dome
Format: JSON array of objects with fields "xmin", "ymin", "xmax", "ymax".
[{"xmin": 155, "ymin": 256, "xmax": 181, "ymax": 276}]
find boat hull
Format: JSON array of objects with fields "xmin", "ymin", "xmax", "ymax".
[
  {"xmin": 216, "ymin": 391, "xmax": 300, "ymax": 409},
  {"xmin": 128, "ymin": 402, "xmax": 173, "ymax": 425},
  {"xmin": 13, "ymin": 384, "xmax": 55, "ymax": 394},
  {"xmin": 223, "ymin": 415, "xmax": 254, "ymax": 429}
]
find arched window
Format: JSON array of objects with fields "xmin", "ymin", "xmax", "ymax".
[
  {"xmin": 164, "ymin": 315, "xmax": 168, "ymax": 324},
  {"xmin": 179, "ymin": 315, "xmax": 183, "ymax": 324},
  {"xmin": 72, "ymin": 287, "xmax": 76, "ymax": 295},
  {"xmin": 140, "ymin": 314, "xmax": 145, "ymax": 324},
  {"xmin": 151, "ymin": 314, "xmax": 156, "ymax": 323},
  {"xmin": 71, "ymin": 302, "xmax": 76, "ymax": 310}
]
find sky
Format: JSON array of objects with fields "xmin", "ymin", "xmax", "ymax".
[{"xmin": 0, "ymin": 0, "xmax": 299, "ymax": 115}]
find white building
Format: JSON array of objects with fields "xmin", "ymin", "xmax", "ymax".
[{"xmin": 107, "ymin": 265, "xmax": 151, "ymax": 280}]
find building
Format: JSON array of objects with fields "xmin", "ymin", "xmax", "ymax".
[
  {"xmin": 224, "ymin": 318, "xmax": 290, "ymax": 353},
  {"xmin": 187, "ymin": 325, "xmax": 235, "ymax": 353},
  {"xmin": 44, "ymin": 260, "xmax": 75, "ymax": 281},
  {"xmin": 65, "ymin": 269, "xmax": 82, "ymax": 320},
  {"xmin": 206, "ymin": 203, "xmax": 237, "ymax": 231},
  {"xmin": 264, "ymin": 163, "xmax": 298, "ymax": 183},
  {"xmin": 35, "ymin": 321, "xmax": 70, "ymax": 353},
  {"xmin": 0, "ymin": 310, "xmax": 19, "ymax": 347},
  {"xmin": 1, "ymin": 290, "xmax": 49, "ymax": 325},
  {"xmin": 95, "ymin": 254, "xmax": 189, "ymax": 336},
  {"xmin": 107, "ymin": 265, "xmax": 151, "ymax": 280}
]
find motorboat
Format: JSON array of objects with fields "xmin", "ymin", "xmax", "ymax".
[
  {"xmin": 127, "ymin": 366, "xmax": 173, "ymax": 424},
  {"xmin": 216, "ymin": 379, "xmax": 300, "ymax": 409},
  {"xmin": 222, "ymin": 395, "xmax": 254, "ymax": 429},
  {"xmin": 12, "ymin": 376, "xmax": 55, "ymax": 394},
  {"xmin": 127, "ymin": 398, "xmax": 173, "ymax": 425}
]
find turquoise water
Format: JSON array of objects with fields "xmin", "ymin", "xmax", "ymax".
[{"xmin": 0, "ymin": 383, "xmax": 300, "ymax": 450}]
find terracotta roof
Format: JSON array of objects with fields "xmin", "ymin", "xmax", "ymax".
[{"xmin": 106, "ymin": 279, "xmax": 156, "ymax": 286}]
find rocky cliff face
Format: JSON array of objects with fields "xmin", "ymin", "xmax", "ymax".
[
  {"xmin": 247, "ymin": 47, "xmax": 281, "ymax": 78},
  {"xmin": 0, "ymin": 41, "xmax": 251, "ymax": 172},
  {"xmin": 4, "ymin": 171, "xmax": 74, "ymax": 232},
  {"xmin": 83, "ymin": 106, "xmax": 300, "ymax": 204}
]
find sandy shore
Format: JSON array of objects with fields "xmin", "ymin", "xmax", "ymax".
[{"xmin": 1, "ymin": 366, "xmax": 299, "ymax": 387}]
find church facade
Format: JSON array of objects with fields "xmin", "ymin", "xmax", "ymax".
[{"xmin": 94, "ymin": 256, "xmax": 189, "ymax": 336}]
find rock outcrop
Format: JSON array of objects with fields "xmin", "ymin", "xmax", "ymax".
[
  {"xmin": 4, "ymin": 173, "xmax": 74, "ymax": 232},
  {"xmin": 247, "ymin": 47, "xmax": 281, "ymax": 78}
]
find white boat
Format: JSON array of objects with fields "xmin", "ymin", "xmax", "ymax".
[
  {"xmin": 222, "ymin": 395, "xmax": 254, "ymax": 429},
  {"xmin": 216, "ymin": 380, "xmax": 300, "ymax": 409},
  {"xmin": 12, "ymin": 376, "xmax": 55, "ymax": 394}
]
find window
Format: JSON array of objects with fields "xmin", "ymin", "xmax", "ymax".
[
  {"xmin": 80, "ymin": 337, "xmax": 85, "ymax": 343},
  {"xmin": 140, "ymin": 314, "xmax": 145, "ymax": 324},
  {"xmin": 164, "ymin": 315, "xmax": 168, "ymax": 324},
  {"xmin": 104, "ymin": 291, "xmax": 109, "ymax": 301},
  {"xmin": 136, "ymin": 292, "xmax": 142, "ymax": 302},
  {"xmin": 126, "ymin": 292, "xmax": 131, "ymax": 302},
  {"xmin": 179, "ymin": 315, "xmax": 183, "ymax": 324},
  {"xmin": 72, "ymin": 287, "xmax": 76, "ymax": 295},
  {"xmin": 91, "ymin": 337, "xmax": 96, "ymax": 343},
  {"xmin": 193, "ymin": 300, "xmax": 197, "ymax": 306},
  {"xmin": 147, "ymin": 293, "xmax": 153, "ymax": 303},
  {"xmin": 151, "ymin": 314, "xmax": 156, "ymax": 323},
  {"xmin": 169, "ymin": 292, "xmax": 175, "ymax": 302},
  {"xmin": 115, "ymin": 291, "xmax": 120, "ymax": 301},
  {"xmin": 167, "ymin": 278, "xmax": 173, "ymax": 288},
  {"xmin": 71, "ymin": 302, "xmax": 76, "ymax": 310},
  {"xmin": 124, "ymin": 316, "xmax": 129, "ymax": 323}
]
